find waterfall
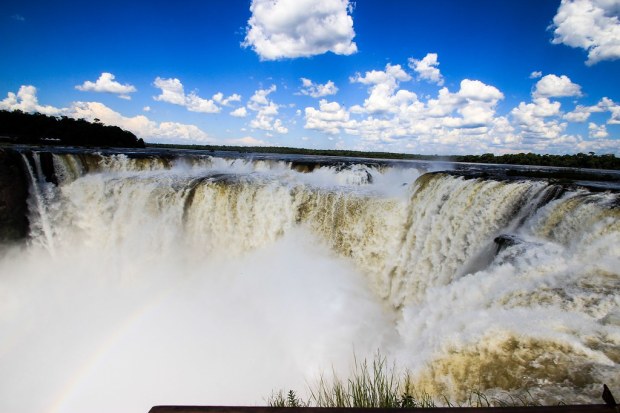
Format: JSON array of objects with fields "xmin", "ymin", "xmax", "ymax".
[
  {"xmin": 0, "ymin": 150, "xmax": 618, "ymax": 412},
  {"xmin": 19, "ymin": 152, "xmax": 58, "ymax": 255}
]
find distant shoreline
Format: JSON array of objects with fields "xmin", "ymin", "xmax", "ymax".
[
  {"xmin": 1, "ymin": 109, "xmax": 618, "ymax": 170},
  {"xmin": 146, "ymin": 142, "xmax": 620, "ymax": 171}
]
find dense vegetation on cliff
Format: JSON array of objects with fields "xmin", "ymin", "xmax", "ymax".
[
  {"xmin": 149, "ymin": 143, "xmax": 620, "ymax": 170},
  {"xmin": 455, "ymin": 152, "xmax": 620, "ymax": 170},
  {"xmin": 0, "ymin": 110, "xmax": 144, "ymax": 148}
]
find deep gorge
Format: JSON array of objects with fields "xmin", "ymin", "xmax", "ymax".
[{"xmin": 0, "ymin": 146, "xmax": 618, "ymax": 413}]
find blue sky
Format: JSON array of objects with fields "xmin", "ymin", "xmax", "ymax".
[{"xmin": 1, "ymin": 0, "xmax": 619, "ymax": 155}]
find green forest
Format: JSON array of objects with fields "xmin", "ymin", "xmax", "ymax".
[
  {"xmin": 0, "ymin": 110, "xmax": 144, "ymax": 148},
  {"xmin": 1, "ymin": 110, "xmax": 618, "ymax": 169},
  {"xmin": 149, "ymin": 143, "xmax": 620, "ymax": 170}
]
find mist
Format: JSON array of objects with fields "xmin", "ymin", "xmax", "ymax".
[
  {"xmin": 1, "ymin": 152, "xmax": 618, "ymax": 412},
  {"xmin": 0, "ymin": 227, "xmax": 394, "ymax": 413}
]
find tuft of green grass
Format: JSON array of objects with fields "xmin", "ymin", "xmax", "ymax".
[
  {"xmin": 267, "ymin": 390, "xmax": 306, "ymax": 408},
  {"xmin": 268, "ymin": 353, "xmax": 436, "ymax": 408},
  {"xmin": 267, "ymin": 353, "xmax": 548, "ymax": 408}
]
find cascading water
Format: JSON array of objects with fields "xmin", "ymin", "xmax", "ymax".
[{"xmin": 0, "ymin": 150, "xmax": 618, "ymax": 413}]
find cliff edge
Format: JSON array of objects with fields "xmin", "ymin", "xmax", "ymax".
[{"xmin": 0, "ymin": 148, "xmax": 29, "ymax": 243}]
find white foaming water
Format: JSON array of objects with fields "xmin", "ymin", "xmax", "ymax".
[
  {"xmin": 0, "ymin": 228, "xmax": 394, "ymax": 413},
  {"xmin": 0, "ymin": 152, "xmax": 619, "ymax": 412}
]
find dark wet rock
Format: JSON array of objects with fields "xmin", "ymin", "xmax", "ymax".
[
  {"xmin": 0, "ymin": 148, "xmax": 29, "ymax": 242},
  {"xmin": 335, "ymin": 163, "xmax": 374, "ymax": 184},
  {"xmin": 350, "ymin": 165, "xmax": 374, "ymax": 184},
  {"xmin": 492, "ymin": 234, "xmax": 548, "ymax": 267},
  {"xmin": 290, "ymin": 161, "xmax": 317, "ymax": 173},
  {"xmin": 38, "ymin": 151, "xmax": 58, "ymax": 185},
  {"xmin": 493, "ymin": 234, "xmax": 523, "ymax": 254}
]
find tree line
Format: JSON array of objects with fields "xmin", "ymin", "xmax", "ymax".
[
  {"xmin": 0, "ymin": 110, "xmax": 144, "ymax": 148},
  {"xmin": 1, "ymin": 110, "xmax": 617, "ymax": 169},
  {"xmin": 455, "ymin": 152, "xmax": 619, "ymax": 170},
  {"xmin": 150, "ymin": 143, "xmax": 620, "ymax": 170},
  {"xmin": 148, "ymin": 143, "xmax": 448, "ymax": 161}
]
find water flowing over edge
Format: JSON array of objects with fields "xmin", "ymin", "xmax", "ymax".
[{"xmin": 0, "ymin": 149, "xmax": 619, "ymax": 413}]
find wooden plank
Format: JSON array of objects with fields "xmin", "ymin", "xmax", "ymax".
[{"xmin": 148, "ymin": 405, "xmax": 615, "ymax": 413}]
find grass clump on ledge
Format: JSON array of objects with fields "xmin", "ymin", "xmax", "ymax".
[
  {"xmin": 268, "ymin": 354, "xmax": 436, "ymax": 408},
  {"xmin": 267, "ymin": 353, "xmax": 543, "ymax": 408}
]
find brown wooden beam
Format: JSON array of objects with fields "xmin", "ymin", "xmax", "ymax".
[{"xmin": 149, "ymin": 405, "xmax": 615, "ymax": 413}]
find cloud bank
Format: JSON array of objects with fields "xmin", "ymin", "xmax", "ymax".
[
  {"xmin": 1, "ymin": 51, "xmax": 618, "ymax": 155},
  {"xmin": 302, "ymin": 57, "xmax": 619, "ymax": 155},
  {"xmin": 1, "ymin": 85, "xmax": 212, "ymax": 144}
]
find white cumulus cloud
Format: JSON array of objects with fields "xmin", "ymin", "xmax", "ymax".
[
  {"xmin": 298, "ymin": 58, "xmax": 616, "ymax": 154},
  {"xmin": 242, "ymin": 0, "xmax": 357, "ymax": 60},
  {"xmin": 551, "ymin": 0, "xmax": 620, "ymax": 65},
  {"xmin": 597, "ymin": 96, "xmax": 620, "ymax": 124},
  {"xmin": 588, "ymin": 121, "xmax": 609, "ymax": 138},
  {"xmin": 304, "ymin": 68, "xmax": 508, "ymax": 150},
  {"xmin": 153, "ymin": 77, "xmax": 186, "ymax": 105},
  {"xmin": 185, "ymin": 92, "xmax": 220, "ymax": 114},
  {"xmin": 0, "ymin": 85, "xmax": 63, "ymax": 116},
  {"xmin": 564, "ymin": 105, "xmax": 596, "ymax": 122},
  {"xmin": 408, "ymin": 53, "xmax": 444, "ymax": 86},
  {"xmin": 247, "ymin": 85, "xmax": 288, "ymax": 134},
  {"xmin": 563, "ymin": 97, "xmax": 620, "ymax": 124},
  {"xmin": 350, "ymin": 64, "xmax": 414, "ymax": 114},
  {"xmin": 511, "ymin": 97, "xmax": 566, "ymax": 141},
  {"xmin": 248, "ymin": 84, "xmax": 277, "ymax": 109},
  {"xmin": 75, "ymin": 73, "xmax": 137, "ymax": 99},
  {"xmin": 512, "ymin": 98, "xmax": 562, "ymax": 121},
  {"xmin": 457, "ymin": 79, "xmax": 504, "ymax": 103},
  {"xmin": 68, "ymin": 101, "xmax": 213, "ymax": 143},
  {"xmin": 305, "ymin": 99, "xmax": 350, "ymax": 134},
  {"xmin": 153, "ymin": 77, "xmax": 240, "ymax": 114},
  {"xmin": 213, "ymin": 92, "xmax": 242, "ymax": 106},
  {"xmin": 300, "ymin": 78, "xmax": 339, "ymax": 98},
  {"xmin": 230, "ymin": 107, "xmax": 248, "ymax": 118},
  {"xmin": 533, "ymin": 74, "xmax": 583, "ymax": 98},
  {"xmin": 154, "ymin": 77, "xmax": 219, "ymax": 113}
]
